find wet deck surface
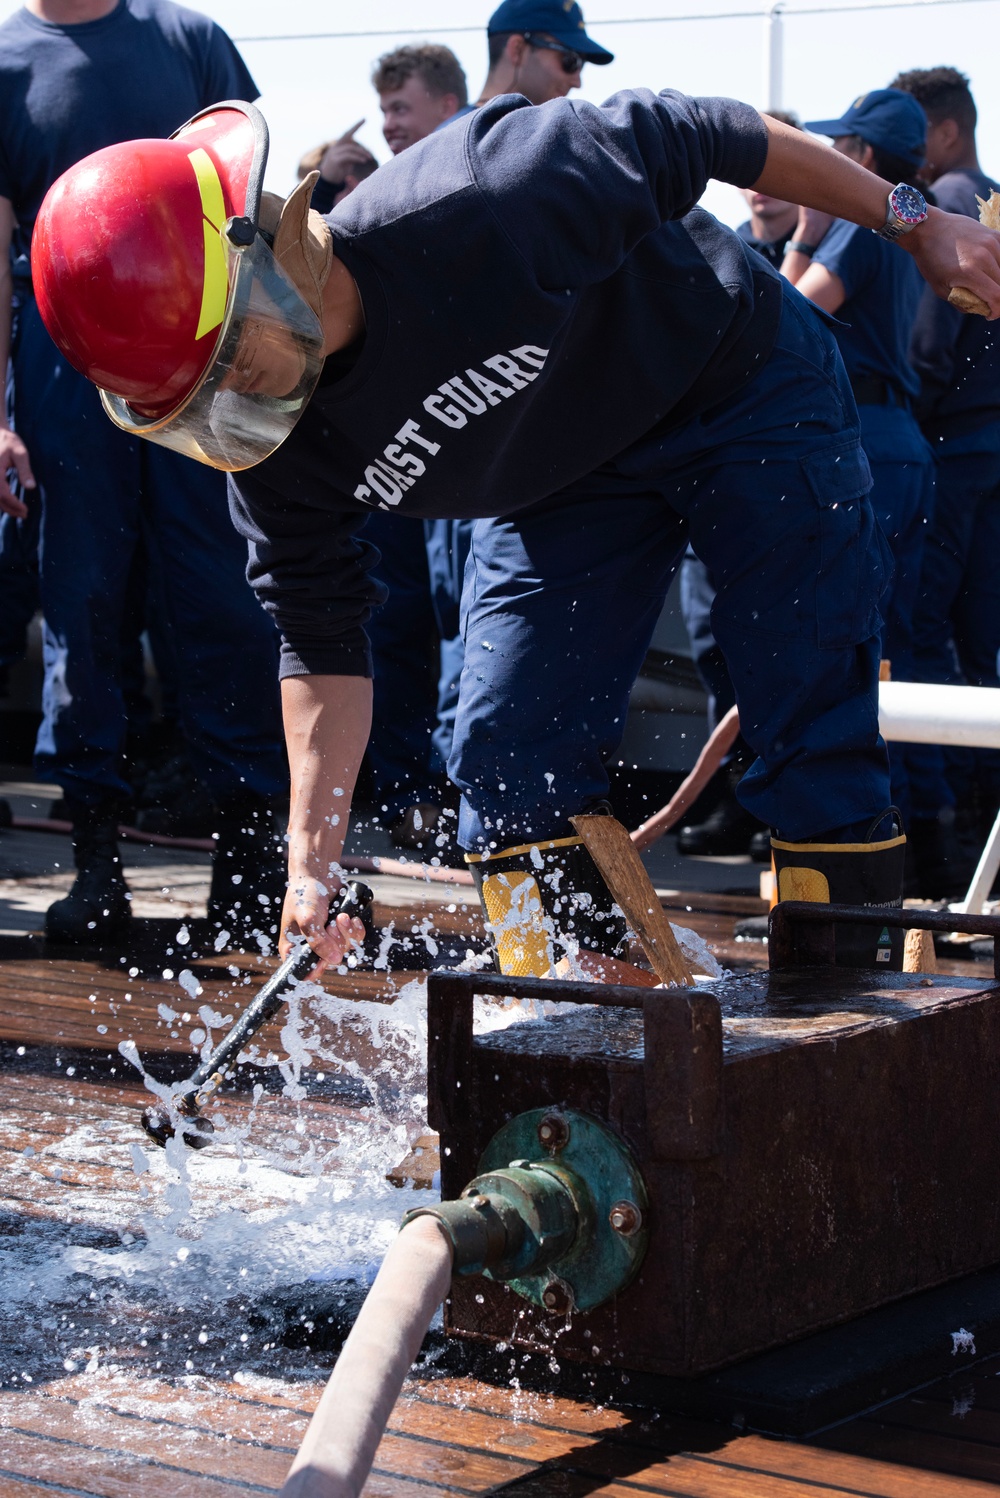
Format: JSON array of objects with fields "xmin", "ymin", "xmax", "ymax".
[
  {"xmin": 6, "ymin": 1325, "xmax": 1000, "ymax": 1495},
  {"xmin": 3, "ymin": 808, "xmax": 1000, "ymax": 1495}
]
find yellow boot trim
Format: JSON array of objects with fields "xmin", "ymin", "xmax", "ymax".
[
  {"xmin": 770, "ymin": 834, "xmax": 906, "ymax": 855},
  {"xmin": 465, "ymin": 835, "xmax": 582, "ymax": 865},
  {"xmin": 777, "ymin": 866, "xmax": 831, "ymax": 904},
  {"xmin": 480, "ymin": 871, "xmax": 553, "ymax": 977}
]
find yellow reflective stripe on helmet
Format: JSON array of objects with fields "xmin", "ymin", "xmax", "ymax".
[
  {"xmin": 187, "ymin": 148, "xmax": 229, "ymax": 342},
  {"xmin": 188, "ymin": 147, "xmax": 226, "ymax": 230}
]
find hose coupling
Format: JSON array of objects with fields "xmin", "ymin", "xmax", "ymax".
[{"xmin": 402, "ymin": 1160, "xmax": 580, "ymax": 1280}]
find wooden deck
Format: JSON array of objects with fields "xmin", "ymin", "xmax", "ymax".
[
  {"xmin": 5, "ymin": 1350, "xmax": 1000, "ymax": 1495},
  {"xmin": 2, "ymin": 854, "xmax": 1000, "ymax": 1496}
]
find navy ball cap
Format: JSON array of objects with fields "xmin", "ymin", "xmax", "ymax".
[
  {"xmin": 487, "ymin": 0, "xmax": 614, "ymax": 63},
  {"xmin": 804, "ymin": 88, "xmax": 927, "ymax": 170}
]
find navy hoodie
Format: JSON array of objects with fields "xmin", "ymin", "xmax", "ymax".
[
  {"xmin": 908, "ymin": 166, "xmax": 1000, "ymax": 442},
  {"xmin": 229, "ymin": 89, "xmax": 779, "ymax": 679}
]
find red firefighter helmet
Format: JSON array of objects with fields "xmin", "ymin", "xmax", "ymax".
[{"xmin": 32, "ymin": 102, "xmax": 325, "ymax": 470}]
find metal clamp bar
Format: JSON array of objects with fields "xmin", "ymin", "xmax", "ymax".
[{"xmin": 769, "ymin": 901, "xmax": 1000, "ymax": 978}]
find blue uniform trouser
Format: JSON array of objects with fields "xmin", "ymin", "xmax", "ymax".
[
  {"xmin": 0, "ymin": 305, "xmax": 39, "ymax": 669},
  {"xmin": 424, "ymin": 517, "xmax": 473, "ymax": 775},
  {"xmin": 0, "ymin": 507, "xmax": 39, "ymax": 669},
  {"xmin": 908, "ymin": 420, "xmax": 1000, "ymax": 816},
  {"xmin": 858, "ymin": 403, "xmax": 935, "ymax": 684},
  {"xmin": 679, "ymin": 549, "xmax": 736, "ymax": 733},
  {"xmin": 678, "ymin": 398, "xmax": 933, "ymax": 825},
  {"xmin": 366, "ymin": 513, "xmax": 473, "ymax": 821},
  {"xmin": 365, "ymin": 511, "xmax": 441, "ymax": 818},
  {"xmin": 450, "ymin": 289, "xmax": 892, "ymax": 853},
  {"xmin": 13, "ymin": 299, "xmax": 285, "ymax": 809},
  {"xmin": 856, "ymin": 401, "xmax": 935, "ymax": 825}
]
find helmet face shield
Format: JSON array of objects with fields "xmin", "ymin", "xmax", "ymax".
[{"xmin": 100, "ymin": 231, "xmax": 325, "ymax": 471}]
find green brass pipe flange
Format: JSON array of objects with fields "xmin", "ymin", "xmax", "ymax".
[{"xmin": 477, "ymin": 1106, "xmax": 648, "ymax": 1313}]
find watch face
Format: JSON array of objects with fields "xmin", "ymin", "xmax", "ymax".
[{"xmin": 890, "ymin": 183, "xmax": 927, "ymax": 225}]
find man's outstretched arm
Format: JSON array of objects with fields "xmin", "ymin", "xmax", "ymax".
[
  {"xmin": 279, "ymin": 673, "xmax": 373, "ymax": 970},
  {"xmin": 755, "ymin": 115, "xmax": 1000, "ymax": 316}
]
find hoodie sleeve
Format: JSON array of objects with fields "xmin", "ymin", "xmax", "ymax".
[
  {"xmin": 465, "ymin": 88, "xmax": 769, "ymax": 292},
  {"xmin": 227, "ymin": 467, "xmax": 386, "ymax": 680}
]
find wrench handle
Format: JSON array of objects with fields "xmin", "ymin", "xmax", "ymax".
[{"xmin": 178, "ymin": 879, "xmax": 373, "ymax": 1107}]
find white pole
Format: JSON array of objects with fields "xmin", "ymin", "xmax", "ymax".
[
  {"xmin": 956, "ymin": 809, "xmax": 1000, "ymax": 915},
  {"xmin": 878, "ymin": 681, "xmax": 1000, "ymax": 749},
  {"xmin": 763, "ymin": 2, "xmax": 784, "ymax": 111}
]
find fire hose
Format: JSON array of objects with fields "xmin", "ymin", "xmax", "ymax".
[{"xmin": 281, "ymin": 1107, "xmax": 648, "ymax": 1497}]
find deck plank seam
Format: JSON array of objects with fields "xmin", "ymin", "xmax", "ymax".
[
  {"xmin": 27, "ymin": 1390, "xmax": 300, "ymax": 1456},
  {"xmin": 0, "ymin": 1424, "xmax": 277, "ymax": 1490},
  {"xmin": 0, "ymin": 1464, "xmax": 109, "ymax": 1497}
]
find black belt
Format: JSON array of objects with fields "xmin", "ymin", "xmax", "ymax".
[{"xmin": 850, "ymin": 374, "xmax": 910, "ymax": 408}]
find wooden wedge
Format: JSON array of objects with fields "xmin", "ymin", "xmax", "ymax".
[
  {"xmin": 903, "ymin": 926, "xmax": 938, "ymax": 974},
  {"xmin": 571, "ymin": 813, "xmax": 695, "ymax": 986}
]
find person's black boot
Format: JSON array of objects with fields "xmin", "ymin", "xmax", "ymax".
[
  {"xmin": 467, "ymin": 826, "xmax": 627, "ymax": 977},
  {"xmin": 677, "ymin": 764, "xmax": 765, "ymax": 856},
  {"xmin": 46, "ymin": 801, "xmax": 132, "ymax": 946},
  {"xmin": 206, "ymin": 795, "xmax": 287, "ymax": 948},
  {"xmin": 749, "ymin": 827, "xmax": 773, "ymax": 864},
  {"xmin": 771, "ymin": 808, "xmax": 906, "ymax": 969},
  {"xmin": 389, "ymin": 803, "xmax": 444, "ymax": 850}
]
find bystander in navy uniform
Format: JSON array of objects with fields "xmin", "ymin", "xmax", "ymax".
[
  {"xmin": 784, "ymin": 89, "xmax": 935, "ymax": 833},
  {"xmin": 0, "ymin": 0, "xmax": 287, "ymax": 946},
  {"xmin": 891, "ymin": 67, "xmax": 1000, "ymax": 895},
  {"xmin": 678, "ymin": 109, "xmax": 803, "ymax": 858}
]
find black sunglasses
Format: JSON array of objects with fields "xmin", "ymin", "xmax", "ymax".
[{"xmin": 521, "ymin": 33, "xmax": 585, "ymax": 74}]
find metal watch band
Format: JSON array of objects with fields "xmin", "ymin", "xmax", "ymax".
[{"xmin": 875, "ymin": 183, "xmax": 928, "ymax": 242}]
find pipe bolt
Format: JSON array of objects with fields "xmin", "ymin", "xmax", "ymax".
[
  {"xmin": 541, "ymin": 1276, "xmax": 574, "ymax": 1316},
  {"xmin": 537, "ymin": 1112, "xmax": 570, "ymax": 1152},
  {"xmin": 609, "ymin": 1200, "xmax": 642, "ymax": 1237}
]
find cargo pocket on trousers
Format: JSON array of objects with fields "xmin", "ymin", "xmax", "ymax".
[{"xmin": 801, "ymin": 439, "xmax": 886, "ymax": 649}]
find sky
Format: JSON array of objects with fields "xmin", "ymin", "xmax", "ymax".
[{"xmin": 4, "ymin": 0, "xmax": 1000, "ymax": 226}]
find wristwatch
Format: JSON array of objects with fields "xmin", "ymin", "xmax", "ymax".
[
  {"xmin": 786, "ymin": 239, "xmax": 818, "ymax": 257},
  {"xmin": 875, "ymin": 183, "xmax": 928, "ymax": 241}
]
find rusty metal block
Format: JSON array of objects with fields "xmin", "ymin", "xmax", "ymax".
[{"xmin": 428, "ymin": 947, "xmax": 1000, "ymax": 1377}]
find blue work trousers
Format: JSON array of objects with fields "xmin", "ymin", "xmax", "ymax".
[
  {"xmin": 908, "ymin": 421, "xmax": 1000, "ymax": 815},
  {"xmin": 424, "ymin": 517, "xmax": 473, "ymax": 775},
  {"xmin": 13, "ymin": 299, "xmax": 286, "ymax": 808},
  {"xmin": 858, "ymin": 403, "xmax": 935, "ymax": 684},
  {"xmin": 860, "ymin": 402, "xmax": 935, "ymax": 826},
  {"xmin": 451, "ymin": 289, "xmax": 892, "ymax": 852},
  {"xmin": 365, "ymin": 513, "xmax": 472, "ymax": 820}
]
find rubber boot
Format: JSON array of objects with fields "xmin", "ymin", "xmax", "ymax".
[
  {"xmin": 46, "ymin": 802, "xmax": 132, "ymax": 946},
  {"xmin": 206, "ymin": 795, "xmax": 287, "ymax": 948},
  {"xmin": 390, "ymin": 803, "xmax": 443, "ymax": 850},
  {"xmin": 467, "ymin": 832, "xmax": 627, "ymax": 977},
  {"xmin": 749, "ymin": 827, "xmax": 773, "ymax": 864},
  {"xmin": 677, "ymin": 762, "xmax": 765, "ymax": 856},
  {"xmin": 771, "ymin": 808, "xmax": 906, "ymax": 969}
]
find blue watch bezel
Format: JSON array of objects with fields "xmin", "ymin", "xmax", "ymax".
[{"xmin": 877, "ymin": 182, "xmax": 928, "ymax": 241}]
